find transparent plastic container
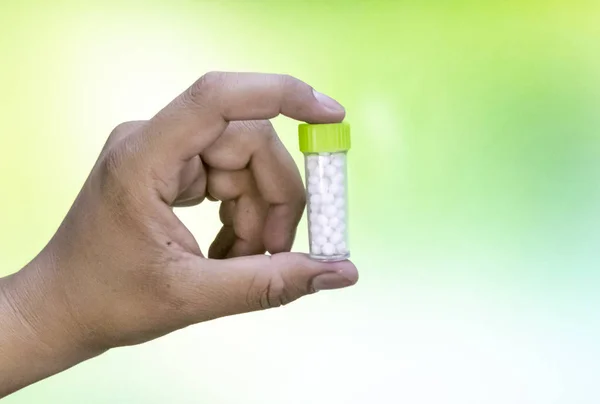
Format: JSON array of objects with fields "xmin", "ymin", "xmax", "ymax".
[{"xmin": 298, "ymin": 123, "xmax": 351, "ymax": 261}]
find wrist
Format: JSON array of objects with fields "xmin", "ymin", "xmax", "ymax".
[{"xmin": 0, "ymin": 253, "xmax": 104, "ymax": 396}]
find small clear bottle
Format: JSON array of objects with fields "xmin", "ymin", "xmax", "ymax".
[{"xmin": 298, "ymin": 122, "xmax": 351, "ymax": 261}]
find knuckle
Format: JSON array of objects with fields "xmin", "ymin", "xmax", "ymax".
[
  {"xmin": 242, "ymin": 120, "xmax": 275, "ymax": 145},
  {"xmin": 183, "ymin": 72, "xmax": 227, "ymax": 110},
  {"xmin": 110, "ymin": 120, "xmax": 145, "ymax": 137},
  {"xmin": 280, "ymin": 73, "xmax": 294, "ymax": 86},
  {"xmin": 97, "ymin": 137, "xmax": 142, "ymax": 201},
  {"xmin": 259, "ymin": 272, "xmax": 289, "ymax": 309},
  {"xmin": 102, "ymin": 121, "xmax": 146, "ymax": 156},
  {"xmin": 206, "ymin": 169, "xmax": 246, "ymax": 201},
  {"xmin": 203, "ymin": 70, "xmax": 228, "ymax": 86},
  {"xmin": 258, "ymin": 121, "xmax": 276, "ymax": 142},
  {"xmin": 101, "ymin": 134, "xmax": 140, "ymax": 174},
  {"xmin": 248, "ymin": 258, "xmax": 305, "ymax": 310},
  {"xmin": 256, "ymin": 119, "xmax": 274, "ymax": 130},
  {"xmin": 192, "ymin": 71, "xmax": 227, "ymax": 96},
  {"xmin": 241, "ymin": 119, "xmax": 272, "ymax": 132},
  {"xmin": 279, "ymin": 74, "xmax": 298, "ymax": 94},
  {"xmin": 102, "ymin": 147, "xmax": 126, "ymax": 179},
  {"xmin": 98, "ymin": 154, "xmax": 131, "ymax": 211}
]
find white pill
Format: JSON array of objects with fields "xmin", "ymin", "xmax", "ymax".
[
  {"xmin": 310, "ymin": 223, "xmax": 322, "ymax": 236},
  {"xmin": 322, "ymin": 204, "xmax": 337, "ymax": 217},
  {"xmin": 311, "ymin": 243, "xmax": 322, "ymax": 255},
  {"xmin": 309, "ymin": 203, "xmax": 321, "ymax": 213},
  {"xmin": 328, "ymin": 216, "xmax": 340, "ymax": 229},
  {"xmin": 314, "ymin": 234, "xmax": 328, "ymax": 246},
  {"xmin": 336, "ymin": 242, "xmax": 347, "ymax": 254},
  {"xmin": 321, "ymin": 192, "xmax": 335, "ymax": 205},
  {"xmin": 329, "ymin": 231, "xmax": 343, "ymax": 245},
  {"xmin": 337, "ymin": 209, "xmax": 346, "ymax": 219},
  {"xmin": 329, "ymin": 182, "xmax": 344, "ymax": 196},
  {"xmin": 307, "ymin": 159, "xmax": 318, "ymax": 171},
  {"xmin": 334, "ymin": 197, "xmax": 346, "ymax": 209},
  {"xmin": 324, "ymin": 164, "xmax": 337, "ymax": 177},
  {"xmin": 309, "ymin": 211, "xmax": 319, "ymax": 224},
  {"xmin": 318, "ymin": 178, "xmax": 331, "ymax": 193},
  {"xmin": 321, "ymin": 226, "xmax": 333, "ymax": 237},
  {"xmin": 322, "ymin": 243, "xmax": 336, "ymax": 255},
  {"xmin": 332, "ymin": 172, "xmax": 345, "ymax": 184},
  {"xmin": 319, "ymin": 155, "xmax": 331, "ymax": 165},
  {"xmin": 332, "ymin": 154, "xmax": 345, "ymax": 167},
  {"xmin": 308, "ymin": 175, "xmax": 320, "ymax": 185},
  {"xmin": 308, "ymin": 182, "xmax": 320, "ymax": 195},
  {"xmin": 310, "ymin": 194, "xmax": 322, "ymax": 206},
  {"xmin": 317, "ymin": 214, "xmax": 329, "ymax": 226}
]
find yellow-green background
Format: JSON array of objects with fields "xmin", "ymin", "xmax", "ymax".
[{"xmin": 2, "ymin": 0, "xmax": 600, "ymax": 403}]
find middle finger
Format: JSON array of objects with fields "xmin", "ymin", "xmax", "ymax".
[{"xmin": 202, "ymin": 120, "xmax": 306, "ymax": 254}]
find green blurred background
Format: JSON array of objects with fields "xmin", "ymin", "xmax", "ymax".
[{"xmin": 2, "ymin": 0, "xmax": 600, "ymax": 403}]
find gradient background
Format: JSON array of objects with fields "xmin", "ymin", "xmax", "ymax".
[{"xmin": 2, "ymin": 0, "xmax": 600, "ymax": 403}]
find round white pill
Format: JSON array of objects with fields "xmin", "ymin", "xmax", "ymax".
[
  {"xmin": 318, "ymin": 178, "xmax": 331, "ymax": 193},
  {"xmin": 309, "ymin": 211, "xmax": 319, "ymax": 224},
  {"xmin": 310, "ymin": 193, "xmax": 322, "ymax": 206},
  {"xmin": 332, "ymin": 172, "xmax": 345, "ymax": 184},
  {"xmin": 311, "ymin": 243, "xmax": 322, "ymax": 255},
  {"xmin": 329, "ymin": 182, "xmax": 344, "ymax": 196},
  {"xmin": 310, "ymin": 223, "xmax": 322, "ymax": 236},
  {"xmin": 334, "ymin": 197, "xmax": 345, "ymax": 209},
  {"xmin": 308, "ymin": 175, "xmax": 320, "ymax": 185},
  {"xmin": 321, "ymin": 192, "xmax": 335, "ymax": 205},
  {"xmin": 322, "ymin": 243, "xmax": 336, "ymax": 255},
  {"xmin": 332, "ymin": 154, "xmax": 345, "ymax": 167},
  {"xmin": 321, "ymin": 226, "xmax": 333, "ymax": 237},
  {"xmin": 329, "ymin": 231, "xmax": 343, "ymax": 245},
  {"xmin": 317, "ymin": 214, "xmax": 329, "ymax": 226},
  {"xmin": 324, "ymin": 164, "xmax": 337, "ymax": 177},
  {"xmin": 314, "ymin": 234, "xmax": 328, "ymax": 246},
  {"xmin": 308, "ymin": 182, "xmax": 320, "ymax": 195},
  {"xmin": 328, "ymin": 216, "xmax": 340, "ymax": 229},
  {"xmin": 337, "ymin": 209, "xmax": 346, "ymax": 219},
  {"xmin": 319, "ymin": 155, "xmax": 331, "ymax": 166},
  {"xmin": 335, "ymin": 242, "xmax": 347, "ymax": 254},
  {"xmin": 322, "ymin": 204, "xmax": 337, "ymax": 217}
]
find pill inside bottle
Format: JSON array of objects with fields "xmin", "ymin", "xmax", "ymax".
[{"xmin": 298, "ymin": 122, "xmax": 351, "ymax": 261}]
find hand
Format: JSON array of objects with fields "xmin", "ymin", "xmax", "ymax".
[{"xmin": 0, "ymin": 73, "xmax": 358, "ymax": 391}]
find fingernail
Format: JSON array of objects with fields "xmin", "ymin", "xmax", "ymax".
[
  {"xmin": 311, "ymin": 271, "xmax": 355, "ymax": 291},
  {"xmin": 313, "ymin": 89, "xmax": 345, "ymax": 113}
]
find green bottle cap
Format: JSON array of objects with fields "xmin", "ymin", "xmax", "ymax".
[{"xmin": 298, "ymin": 122, "xmax": 351, "ymax": 153}]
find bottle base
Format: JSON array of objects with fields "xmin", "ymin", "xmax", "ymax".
[{"xmin": 309, "ymin": 252, "xmax": 350, "ymax": 262}]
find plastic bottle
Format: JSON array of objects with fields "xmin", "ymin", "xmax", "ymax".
[{"xmin": 298, "ymin": 122, "xmax": 351, "ymax": 261}]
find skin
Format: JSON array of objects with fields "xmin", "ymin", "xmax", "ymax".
[{"xmin": 0, "ymin": 72, "xmax": 359, "ymax": 398}]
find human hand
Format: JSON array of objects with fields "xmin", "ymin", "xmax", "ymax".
[{"xmin": 2, "ymin": 73, "xmax": 358, "ymax": 367}]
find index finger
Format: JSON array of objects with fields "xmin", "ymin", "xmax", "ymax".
[{"xmin": 146, "ymin": 72, "xmax": 346, "ymax": 163}]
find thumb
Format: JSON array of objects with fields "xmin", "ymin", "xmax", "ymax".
[{"xmin": 194, "ymin": 253, "xmax": 358, "ymax": 319}]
